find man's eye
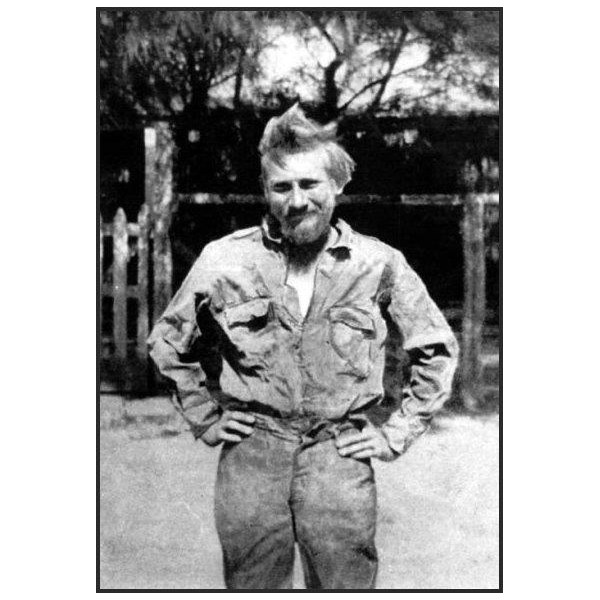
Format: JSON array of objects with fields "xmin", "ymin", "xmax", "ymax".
[
  {"xmin": 300, "ymin": 180, "xmax": 318, "ymax": 190},
  {"xmin": 272, "ymin": 183, "xmax": 291, "ymax": 193}
]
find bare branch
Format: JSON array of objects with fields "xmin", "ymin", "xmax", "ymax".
[
  {"xmin": 338, "ymin": 25, "xmax": 436, "ymax": 113},
  {"xmin": 393, "ymin": 56, "xmax": 434, "ymax": 78},
  {"xmin": 310, "ymin": 14, "xmax": 341, "ymax": 56},
  {"xmin": 368, "ymin": 22, "xmax": 410, "ymax": 111},
  {"xmin": 212, "ymin": 71, "xmax": 237, "ymax": 87},
  {"xmin": 296, "ymin": 68, "xmax": 322, "ymax": 85},
  {"xmin": 339, "ymin": 76, "xmax": 388, "ymax": 112}
]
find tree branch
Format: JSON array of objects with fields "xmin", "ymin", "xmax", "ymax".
[
  {"xmin": 310, "ymin": 15, "xmax": 341, "ymax": 56},
  {"xmin": 296, "ymin": 67, "xmax": 322, "ymax": 85},
  {"xmin": 212, "ymin": 71, "xmax": 237, "ymax": 87},
  {"xmin": 339, "ymin": 76, "xmax": 388, "ymax": 112},
  {"xmin": 368, "ymin": 22, "xmax": 409, "ymax": 111},
  {"xmin": 393, "ymin": 56, "xmax": 434, "ymax": 78},
  {"xmin": 340, "ymin": 30, "xmax": 434, "ymax": 113},
  {"xmin": 233, "ymin": 46, "xmax": 247, "ymax": 109}
]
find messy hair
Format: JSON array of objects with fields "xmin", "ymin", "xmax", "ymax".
[{"xmin": 258, "ymin": 104, "xmax": 355, "ymax": 189}]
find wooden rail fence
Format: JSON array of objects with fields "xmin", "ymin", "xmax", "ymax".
[
  {"xmin": 100, "ymin": 205, "xmax": 149, "ymax": 361},
  {"xmin": 100, "ymin": 203, "xmax": 173, "ymax": 392},
  {"xmin": 100, "ymin": 206, "xmax": 149, "ymax": 390}
]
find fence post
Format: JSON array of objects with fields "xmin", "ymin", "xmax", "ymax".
[
  {"xmin": 99, "ymin": 214, "xmax": 103, "ymax": 347},
  {"xmin": 113, "ymin": 208, "xmax": 128, "ymax": 359},
  {"xmin": 136, "ymin": 204, "xmax": 150, "ymax": 377},
  {"xmin": 145, "ymin": 122, "xmax": 175, "ymax": 323},
  {"xmin": 460, "ymin": 164, "xmax": 486, "ymax": 410}
]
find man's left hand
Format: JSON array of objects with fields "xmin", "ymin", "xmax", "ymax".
[{"xmin": 335, "ymin": 422, "xmax": 396, "ymax": 462}]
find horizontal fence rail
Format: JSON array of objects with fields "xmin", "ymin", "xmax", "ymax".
[{"xmin": 175, "ymin": 192, "xmax": 499, "ymax": 206}]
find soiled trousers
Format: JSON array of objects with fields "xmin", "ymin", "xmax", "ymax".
[{"xmin": 214, "ymin": 415, "xmax": 378, "ymax": 589}]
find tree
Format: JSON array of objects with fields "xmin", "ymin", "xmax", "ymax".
[
  {"xmin": 274, "ymin": 10, "xmax": 499, "ymax": 119},
  {"xmin": 100, "ymin": 10, "xmax": 499, "ymax": 129},
  {"xmin": 99, "ymin": 10, "xmax": 271, "ymax": 128}
]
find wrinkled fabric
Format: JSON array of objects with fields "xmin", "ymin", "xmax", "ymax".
[
  {"xmin": 147, "ymin": 218, "xmax": 459, "ymax": 454},
  {"xmin": 214, "ymin": 417, "xmax": 378, "ymax": 589}
]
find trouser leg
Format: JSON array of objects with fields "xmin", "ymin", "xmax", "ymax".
[
  {"xmin": 214, "ymin": 429, "xmax": 296, "ymax": 589},
  {"xmin": 291, "ymin": 438, "xmax": 378, "ymax": 589}
]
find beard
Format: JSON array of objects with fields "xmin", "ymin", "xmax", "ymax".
[
  {"xmin": 285, "ymin": 229, "xmax": 331, "ymax": 268},
  {"xmin": 280, "ymin": 212, "xmax": 333, "ymax": 268},
  {"xmin": 280, "ymin": 210, "xmax": 332, "ymax": 247}
]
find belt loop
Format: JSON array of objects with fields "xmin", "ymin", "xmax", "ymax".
[{"xmin": 330, "ymin": 423, "xmax": 342, "ymax": 439}]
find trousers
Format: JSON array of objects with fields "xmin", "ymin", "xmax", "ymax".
[{"xmin": 214, "ymin": 414, "xmax": 378, "ymax": 589}]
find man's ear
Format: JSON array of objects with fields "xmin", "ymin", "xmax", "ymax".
[{"xmin": 333, "ymin": 180, "xmax": 346, "ymax": 196}]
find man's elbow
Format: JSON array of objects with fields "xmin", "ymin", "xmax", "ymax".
[
  {"xmin": 448, "ymin": 332, "xmax": 460, "ymax": 373},
  {"xmin": 146, "ymin": 332, "xmax": 171, "ymax": 372}
]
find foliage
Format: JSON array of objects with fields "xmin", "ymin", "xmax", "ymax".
[
  {"xmin": 278, "ymin": 10, "xmax": 499, "ymax": 119},
  {"xmin": 99, "ymin": 9, "xmax": 500, "ymax": 129},
  {"xmin": 99, "ymin": 10, "xmax": 270, "ymax": 128}
]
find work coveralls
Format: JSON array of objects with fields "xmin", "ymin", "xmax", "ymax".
[{"xmin": 148, "ymin": 218, "xmax": 458, "ymax": 589}]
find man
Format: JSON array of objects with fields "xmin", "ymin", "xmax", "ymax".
[{"xmin": 148, "ymin": 105, "xmax": 459, "ymax": 589}]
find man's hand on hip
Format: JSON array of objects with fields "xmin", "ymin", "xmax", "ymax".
[
  {"xmin": 201, "ymin": 410, "xmax": 256, "ymax": 446},
  {"xmin": 335, "ymin": 422, "xmax": 396, "ymax": 462}
]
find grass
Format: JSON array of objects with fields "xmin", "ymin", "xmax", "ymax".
[{"xmin": 99, "ymin": 396, "xmax": 499, "ymax": 590}]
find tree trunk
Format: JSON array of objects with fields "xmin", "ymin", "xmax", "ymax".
[
  {"xmin": 323, "ymin": 58, "xmax": 343, "ymax": 120},
  {"xmin": 233, "ymin": 48, "xmax": 246, "ymax": 110}
]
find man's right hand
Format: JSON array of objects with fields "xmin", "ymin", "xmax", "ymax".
[{"xmin": 200, "ymin": 410, "xmax": 256, "ymax": 447}]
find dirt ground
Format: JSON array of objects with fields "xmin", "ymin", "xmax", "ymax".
[{"xmin": 99, "ymin": 396, "xmax": 499, "ymax": 590}]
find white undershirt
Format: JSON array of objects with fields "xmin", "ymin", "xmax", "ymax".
[
  {"xmin": 285, "ymin": 227, "xmax": 338, "ymax": 319},
  {"xmin": 286, "ymin": 268, "xmax": 317, "ymax": 319}
]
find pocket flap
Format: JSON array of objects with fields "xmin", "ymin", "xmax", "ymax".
[
  {"xmin": 329, "ymin": 306, "xmax": 375, "ymax": 332},
  {"xmin": 225, "ymin": 297, "xmax": 271, "ymax": 327}
]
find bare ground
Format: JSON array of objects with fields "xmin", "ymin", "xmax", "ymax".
[{"xmin": 99, "ymin": 396, "xmax": 499, "ymax": 590}]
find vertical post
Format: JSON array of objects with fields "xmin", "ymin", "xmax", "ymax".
[
  {"xmin": 136, "ymin": 204, "xmax": 150, "ymax": 371},
  {"xmin": 146, "ymin": 122, "xmax": 175, "ymax": 322},
  {"xmin": 99, "ymin": 215, "xmax": 103, "ymax": 348},
  {"xmin": 113, "ymin": 208, "xmax": 128, "ymax": 359},
  {"xmin": 144, "ymin": 126, "xmax": 157, "ymax": 222},
  {"xmin": 461, "ymin": 191, "xmax": 486, "ymax": 410}
]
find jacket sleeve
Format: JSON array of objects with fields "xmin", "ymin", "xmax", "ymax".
[
  {"xmin": 147, "ymin": 243, "xmax": 222, "ymax": 439},
  {"xmin": 380, "ymin": 249, "xmax": 459, "ymax": 456}
]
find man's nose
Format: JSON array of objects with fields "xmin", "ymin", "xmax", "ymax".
[{"xmin": 289, "ymin": 184, "xmax": 308, "ymax": 209}]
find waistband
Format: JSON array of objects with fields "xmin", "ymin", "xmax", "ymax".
[
  {"xmin": 254, "ymin": 413, "xmax": 369, "ymax": 446},
  {"xmin": 219, "ymin": 399, "xmax": 372, "ymax": 443}
]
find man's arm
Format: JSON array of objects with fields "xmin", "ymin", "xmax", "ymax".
[
  {"xmin": 379, "ymin": 249, "xmax": 459, "ymax": 456},
  {"xmin": 336, "ymin": 249, "xmax": 458, "ymax": 462},
  {"xmin": 147, "ymin": 245, "xmax": 222, "ymax": 439}
]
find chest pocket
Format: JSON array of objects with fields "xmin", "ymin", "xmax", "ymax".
[
  {"xmin": 221, "ymin": 297, "xmax": 274, "ymax": 368},
  {"xmin": 328, "ymin": 306, "xmax": 376, "ymax": 379}
]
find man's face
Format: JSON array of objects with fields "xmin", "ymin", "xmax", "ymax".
[{"xmin": 263, "ymin": 147, "xmax": 341, "ymax": 246}]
